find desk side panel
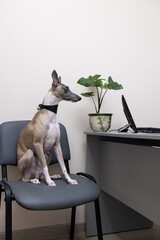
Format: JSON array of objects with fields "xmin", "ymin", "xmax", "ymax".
[
  {"xmin": 100, "ymin": 141, "xmax": 160, "ymax": 225},
  {"xmin": 86, "ymin": 135, "xmax": 152, "ymax": 236}
]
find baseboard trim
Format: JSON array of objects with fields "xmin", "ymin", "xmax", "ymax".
[{"xmin": 0, "ymin": 223, "xmax": 85, "ymax": 240}]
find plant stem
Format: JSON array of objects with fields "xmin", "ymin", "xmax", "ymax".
[
  {"xmin": 91, "ymin": 96, "xmax": 98, "ymax": 113},
  {"xmin": 96, "ymin": 87, "xmax": 101, "ymax": 113},
  {"xmin": 99, "ymin": 89, "xmax": 108, "ymax": 110},
  {"xmin": 99, "ymin": 88, "xmax": 103, "ymax": 100}
]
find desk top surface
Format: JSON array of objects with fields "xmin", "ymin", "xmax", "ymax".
[{"xmin": 85, "ymin": 130, "xmax": 160, "ymax": 141}]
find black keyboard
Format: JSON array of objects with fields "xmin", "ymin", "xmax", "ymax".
[{"xmin": 138, "ymin": 127, "xmax": 160, "ymax": 133}]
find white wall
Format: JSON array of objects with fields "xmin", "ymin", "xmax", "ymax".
[{"xmin": 1, "ymin": 0, "xmax": 160, "ymax": 232}]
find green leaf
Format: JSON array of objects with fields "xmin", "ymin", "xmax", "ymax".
[
  {"xmin": 77, "ymin": 74, "xmax": 101, "ymax": 87},
  {"xmin": 95, "ymin": 79, "xmax": 103, "ymax": 88},
  {"xmin": 81, "ymin": 92, "xmax": 94, "ymax": 97},
  {"xmin": 102, "ymin": 82, "xmax": 108, "ymax": 89},
  {"xmin": 77, "ymin": 77, "xmax": 91, "ymax": 87},
  {"xmin": 89, "ymin": 74, "xmax": 101, "ymax": 82},
  {"xmin": 108, "ymin": 76, "xmax": 123, "ymax": 90}
]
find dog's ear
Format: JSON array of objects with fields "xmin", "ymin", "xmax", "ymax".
[
  {"xmin": 58, "ymin": 76, "xmax": 61, "ymax": 84},
  {"xmin": 51, "ymin": 70, "xmax": 60, "ymax": 88}
]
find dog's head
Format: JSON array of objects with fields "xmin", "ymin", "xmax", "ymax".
[{"xmin": 51, "ymin": 70, "xmax": 81, "ymax": 102}]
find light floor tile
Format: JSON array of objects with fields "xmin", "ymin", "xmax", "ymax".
[
  {"xmin": 77, "ymin": 232, "xmax": 121, "ymax": 240},
  {"xmin": 1, "ymin": 224, "xmax": 160, "ymax": 240},
  {"xmin": 118, "ymin": 228, "xmax": 160, "ymax": 240}
]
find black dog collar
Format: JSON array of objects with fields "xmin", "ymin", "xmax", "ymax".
[{"xmin": 38, "ymin": 104, "xmax": 58, "ymax": 114}]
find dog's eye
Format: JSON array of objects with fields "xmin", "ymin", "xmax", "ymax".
[{"xmin": 64, "ymin": 86, "xmax": 69, "ymax": 93}]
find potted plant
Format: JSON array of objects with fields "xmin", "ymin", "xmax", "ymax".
[{"xmin": 77, "ymin": 74, "xmax": 123, "ymax": 132}]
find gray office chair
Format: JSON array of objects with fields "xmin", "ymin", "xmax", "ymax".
[{"xmin": 0, "ymin": 121, "xmax": 103, "ymax": 240}]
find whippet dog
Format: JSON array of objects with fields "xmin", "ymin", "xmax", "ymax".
[{"xmin": 17, "ymin": 70, "xmax": 81, "ymax": 186}]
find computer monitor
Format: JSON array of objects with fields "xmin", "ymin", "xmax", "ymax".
[{"xmin": 119, "ymin": 95, "xmax": 138, "ymax": 133}]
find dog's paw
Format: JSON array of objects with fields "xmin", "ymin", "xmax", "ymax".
[
  {"xmin": 68, "ymin": 179, "xmax": 78, "ymax": 185},
  {"xmin": 47, "ymin": 180, "xmax": 56, "ymax": 187},
  {"xmin": 31, "ymin": 179, "xmax": 40, "ymax": 184},
  {"xmin": 50, "ymin": 174, "xmax": 61, "ymax": 180}
]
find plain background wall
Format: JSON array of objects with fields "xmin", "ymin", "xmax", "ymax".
[{"xmin": 1, "ymin": 0, "xmax": 160, "ymax": 232}]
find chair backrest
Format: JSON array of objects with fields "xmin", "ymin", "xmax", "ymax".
[{"xmin": 0, "ymin": 121, "xmax": 71, "ymax": 166}]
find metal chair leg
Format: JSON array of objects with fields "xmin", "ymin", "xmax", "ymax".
[
  {"xmin": 70, "ymin": 206, "xmax": 76, "ymax": 240},
  {"xmin": 0, "ymin": 184, "xmax": 2, "ymax": 208},
  {"xmin": 5, "ymin": 184, "xmax": 12, "ymax": 240},
  {"xmin": 94, "ymin": 199, "xmax": 103, "ymax": 240}
]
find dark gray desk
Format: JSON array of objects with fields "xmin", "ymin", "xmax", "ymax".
[{"xmin": 85, "ymin": 131, "xmax": 160, "ymax": 236}]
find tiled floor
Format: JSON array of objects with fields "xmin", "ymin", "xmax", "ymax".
[
  {"xmin": 1, "ymin": 224, "xmax": 160, "ymax": 240},
  {"xmin": 77, "ymin": 225, "xmax": 160, "ymax": 240}
]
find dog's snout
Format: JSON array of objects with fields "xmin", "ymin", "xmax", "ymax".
[
  {"xmin": 73, "ymin": 94, "xmax": 81, "ymax": 102},
  {"xmin": 77, "ymin": 96, "xmax": 81, "ymax": 101}
]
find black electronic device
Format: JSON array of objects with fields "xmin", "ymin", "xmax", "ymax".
[{"xmin": 119, "ymin": 95, "xmax": 160, "ymax": 133}]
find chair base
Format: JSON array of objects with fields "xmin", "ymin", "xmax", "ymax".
[{"xmin": 70, "ymin": 199, "xmax": 103, "ymax": 240}]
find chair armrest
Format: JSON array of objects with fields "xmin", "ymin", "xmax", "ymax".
[
  {"xmin": 0, "ymin": 181, "xmax": 12, "ymax": 199},
  {"xmin": 76, "ymin": 172, "xmax": 97, "ymax": 183}
]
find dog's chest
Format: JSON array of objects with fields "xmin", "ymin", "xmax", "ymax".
[{"xmin": 43, "ymin": 122, "xmax": 59, "ymax": 152}]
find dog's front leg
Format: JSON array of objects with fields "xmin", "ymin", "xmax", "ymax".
[
  {"xmin": 33, "ymin": 142, "xmax": 56, "ymax": 186},
  {"xmin": 53, "ymin": 143, "xmax": 78, "ymax": 185}
]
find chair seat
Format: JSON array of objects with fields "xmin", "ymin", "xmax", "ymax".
[{"xmin": 7, "ymin": 174, "xmax": 100, "ymax": 210}]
